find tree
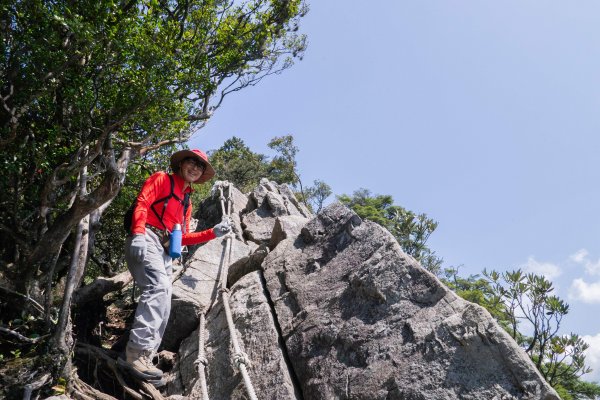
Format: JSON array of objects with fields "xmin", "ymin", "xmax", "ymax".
[
  {"xmin": 442, "ymin": 266, "xmax": 512, "ymax": 331},
  {"xmin": 338, "ymin": 189, "xmax": 443, "ymax": 275},
  {"xmin": 208, "ymin": 135, "xmax": 323, "ymax": 209},
  {"xmin": 208, "ymin": 136, "xmax": 333, "ymax": 214},
  {"xmin": 0, "ymin": 0, "xmax": 307, "ymax": 395},
  {"xmin": 479, "ymin": 269, "xmax": 600, "ymax": 399},
  {"xmin": 267, "ymin": 135, "xmax": 300, "ymax": 187},
  {"xmin": 208, "ymin": 136, "xmax": 270, "ymax": 192},
  {"xmin": 304, "ymin": 179, "xmax": 332, "ymax": 213}
]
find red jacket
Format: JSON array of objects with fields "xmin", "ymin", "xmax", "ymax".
[{"xmin": 131, "ymin": 172, "xmax": 216, "ymax": 246}]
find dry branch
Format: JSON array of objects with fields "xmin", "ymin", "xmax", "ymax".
[
  {"xmin": 73, "ymin": 270, "xmax": 133, "ymax": 305},
  {"xmin": 0, "ymin": 326, "xmax": 47, "ymax": 344}
]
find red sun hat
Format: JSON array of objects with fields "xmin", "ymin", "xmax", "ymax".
[{"xmin": 170, "ymin": 149, "xmax": 215, "ymax": 183}]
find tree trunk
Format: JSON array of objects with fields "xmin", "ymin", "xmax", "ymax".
[
  {"xmin": 44, "ymin": 149, "xmax": 133, "ymax": 386},
  {"xmin": 50, "ymin": 168, "xmax": 90, "ymax": 381},
  {"xmin": 44, "ymin": 245, "xmax": 62, "ymax": 328},
  {"xmin": 26, "ymin": 148, "xmax": 132, "ymax": 267}
]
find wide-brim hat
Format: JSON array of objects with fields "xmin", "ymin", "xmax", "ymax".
[{"xmin": 170, "ymin": 149, "xmax": 215, "ymax": 184}]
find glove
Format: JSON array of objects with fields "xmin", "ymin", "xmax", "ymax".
[
  {"xmin": 213, "ymin": 218, "xmax": 232, "ymax": 237},
  {"xmin": 129, "ymin": 234, "xmax": 147, "ymax": 262}
]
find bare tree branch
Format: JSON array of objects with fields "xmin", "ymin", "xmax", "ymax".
[
  {"xmin": 0, "ymin": 284, "xmax": 45, "ymax": 315},
  {"xmin": 0, "ymin": 326, "xmax": 48, "ymax": 344},
  {"xmin": 27, "ymin": 148, "xmax": 131, "ymax": 266}
]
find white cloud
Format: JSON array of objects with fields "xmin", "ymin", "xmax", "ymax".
[
  {"xmin": 570, "ymin": 249, "xmax": 589, "ymax": 264},
  {"xmin": 582, "ymin": 333, "xmax": 600, "ymax": 383},
  {"xmin": 520, "ymin": 256, "xmax": 562, "ymax": 280},
  {"xmin": 569, "ymin": 248, "xmax": 600, "ymax": 276},
  {"xmin": 569, "ymin": 279, "xmax": 600, "ymax": 304}
]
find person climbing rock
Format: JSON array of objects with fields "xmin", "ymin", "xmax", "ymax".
[{"xmin": 118, "ymin": 148, "xmax": 232, "ymax": 386}]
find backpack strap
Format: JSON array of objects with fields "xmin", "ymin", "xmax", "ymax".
[
  {"xmin": 149, "ymin": 174, "xmax": 189, "ymax": 232},
  {"xmin": 150, "ymin": 174, "xmax": 175, "ymax": 231},
  {"xmin": 182, "ymin": 192, "xmax": 191, "ymax": 234}
]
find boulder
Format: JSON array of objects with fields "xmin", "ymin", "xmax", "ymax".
[
  {"xmin": 161, "ymin": 183, "xmax": 558, "ymax": 400},
  {"xmin": 162, "ymin": 237, "xmax": 254, "ymax": 351},
  {"xmin": 261, "ymin": 202, "xmax": 559, "ymax": 400},
  {"xmin": 243, "ymin": 179, "xmax": 312, "ymax": 245}
]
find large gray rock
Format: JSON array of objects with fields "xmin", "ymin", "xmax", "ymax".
[
  {"xmin": 261, "ymin": 202, "xmax": 559, "ymax": 400},
  {"xmin": 162, "ymin": 182, "xmax": 558, "ymax": 400},
  {"xmin": 243, "ymin": 179, "xmax": 312, "ymax": 245},
  {"xmin": 270, "ymin": 215, "xmax": 308, "ymax": 249}
]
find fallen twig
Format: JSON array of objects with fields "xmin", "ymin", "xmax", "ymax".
[
  {"xmin": 22, "ymin": 372, "xmax": 50, "ymax": 400},
  {"xmin": 0, "ymin": 326, "xmax": 48, "ymax": 344}
]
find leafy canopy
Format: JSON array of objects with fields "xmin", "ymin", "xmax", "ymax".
[{"xmin": 0, "ymin": 0, "xmax": 307, "ymax": 279}]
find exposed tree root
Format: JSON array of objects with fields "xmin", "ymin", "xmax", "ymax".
[
  {"xmin": 72, "ymin": 377, "xmax": 118, "ymax": 400},
  {"xmin": 139, "ymin": 382, "xmax": 165, "ymax": 400},
  {"xmin": 74, "ymin": 343, "xmax": 164, "ymax": 400}
]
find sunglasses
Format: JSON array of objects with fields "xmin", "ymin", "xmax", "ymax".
[{"xmin": 183, "ymin": 158, "xmax": 205, "ymax": 170}]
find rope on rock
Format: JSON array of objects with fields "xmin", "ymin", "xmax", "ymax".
[
  {"xmin": 217, "ymin": 183, "xmax": 258, "ymax": 400},
  {"xmin": 193, "ymin": 310, "xmax": 209, "ymax": 400},
  {"xmin": 193, "ymin": 182, "xmax": 258, "ymax": 400}
]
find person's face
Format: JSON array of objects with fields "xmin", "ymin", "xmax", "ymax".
[{"xmin": 179, "ymin": 158, "xmax": 205, "ymax": 183}]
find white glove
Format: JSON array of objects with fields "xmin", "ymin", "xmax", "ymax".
[
  {"xmin": 213, "ymin": 218, "xmax": 232, "ymax": 237},
  {"xmin": 129, "ymin": 234, "xmax": 146, "ymax": 262}
]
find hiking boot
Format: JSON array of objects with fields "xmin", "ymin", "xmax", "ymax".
[{"xmin": 117, "ymin": 346, "xmax": 163, "ymax": 380}]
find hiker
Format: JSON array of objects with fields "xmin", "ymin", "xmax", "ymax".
[{"xmin": 118, "ymin": 148, "xmax": 231, "ymax": 385}]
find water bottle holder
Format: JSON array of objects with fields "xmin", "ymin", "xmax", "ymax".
[
  {"xmin": 146, "ymin": 225, "xmax": 171, "ymax": 252},
  {"xmin": 169, "ymin": 229, "xmax": 183, "ymax": 259}
]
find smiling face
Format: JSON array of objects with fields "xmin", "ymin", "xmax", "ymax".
[{"xmin": 178, "ymin": 157, "xmax": 205, "ymax": 184}]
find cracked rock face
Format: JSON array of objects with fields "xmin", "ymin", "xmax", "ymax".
[{"xmin": 163, "ymin": 181, "xmax": 559, "ymax": 400}]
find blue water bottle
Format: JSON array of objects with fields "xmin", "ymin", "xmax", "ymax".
[{"xmin": 169, "ymin": 223, "xmax": 182, "ymax": 258}]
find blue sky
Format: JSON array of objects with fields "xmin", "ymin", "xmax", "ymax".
[{"xmin": 190, "ymin": 1, "xmax": 600, "ymax": 381}]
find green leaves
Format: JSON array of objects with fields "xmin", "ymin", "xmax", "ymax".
[
  {"xmin": 267, "ymin": 135, "xmax": 299, "ymax": 186},
  {"xmin": 304, "ymin": 179, "xmax": 332, "ymax": 213},
  {"xmin": 208, "ymin": 136, "xmax": 269, "ymax": 192},
  {"xmin": 480, "ymin": 268, "xmax": 600, "ymax": 399},
  {"xmin": 207, "ymin": 135, "xmax": 306, "ymax": 193},
  {"xmin": 0, "ymin": 0, "xmax": 307, "ymax": 271}
]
